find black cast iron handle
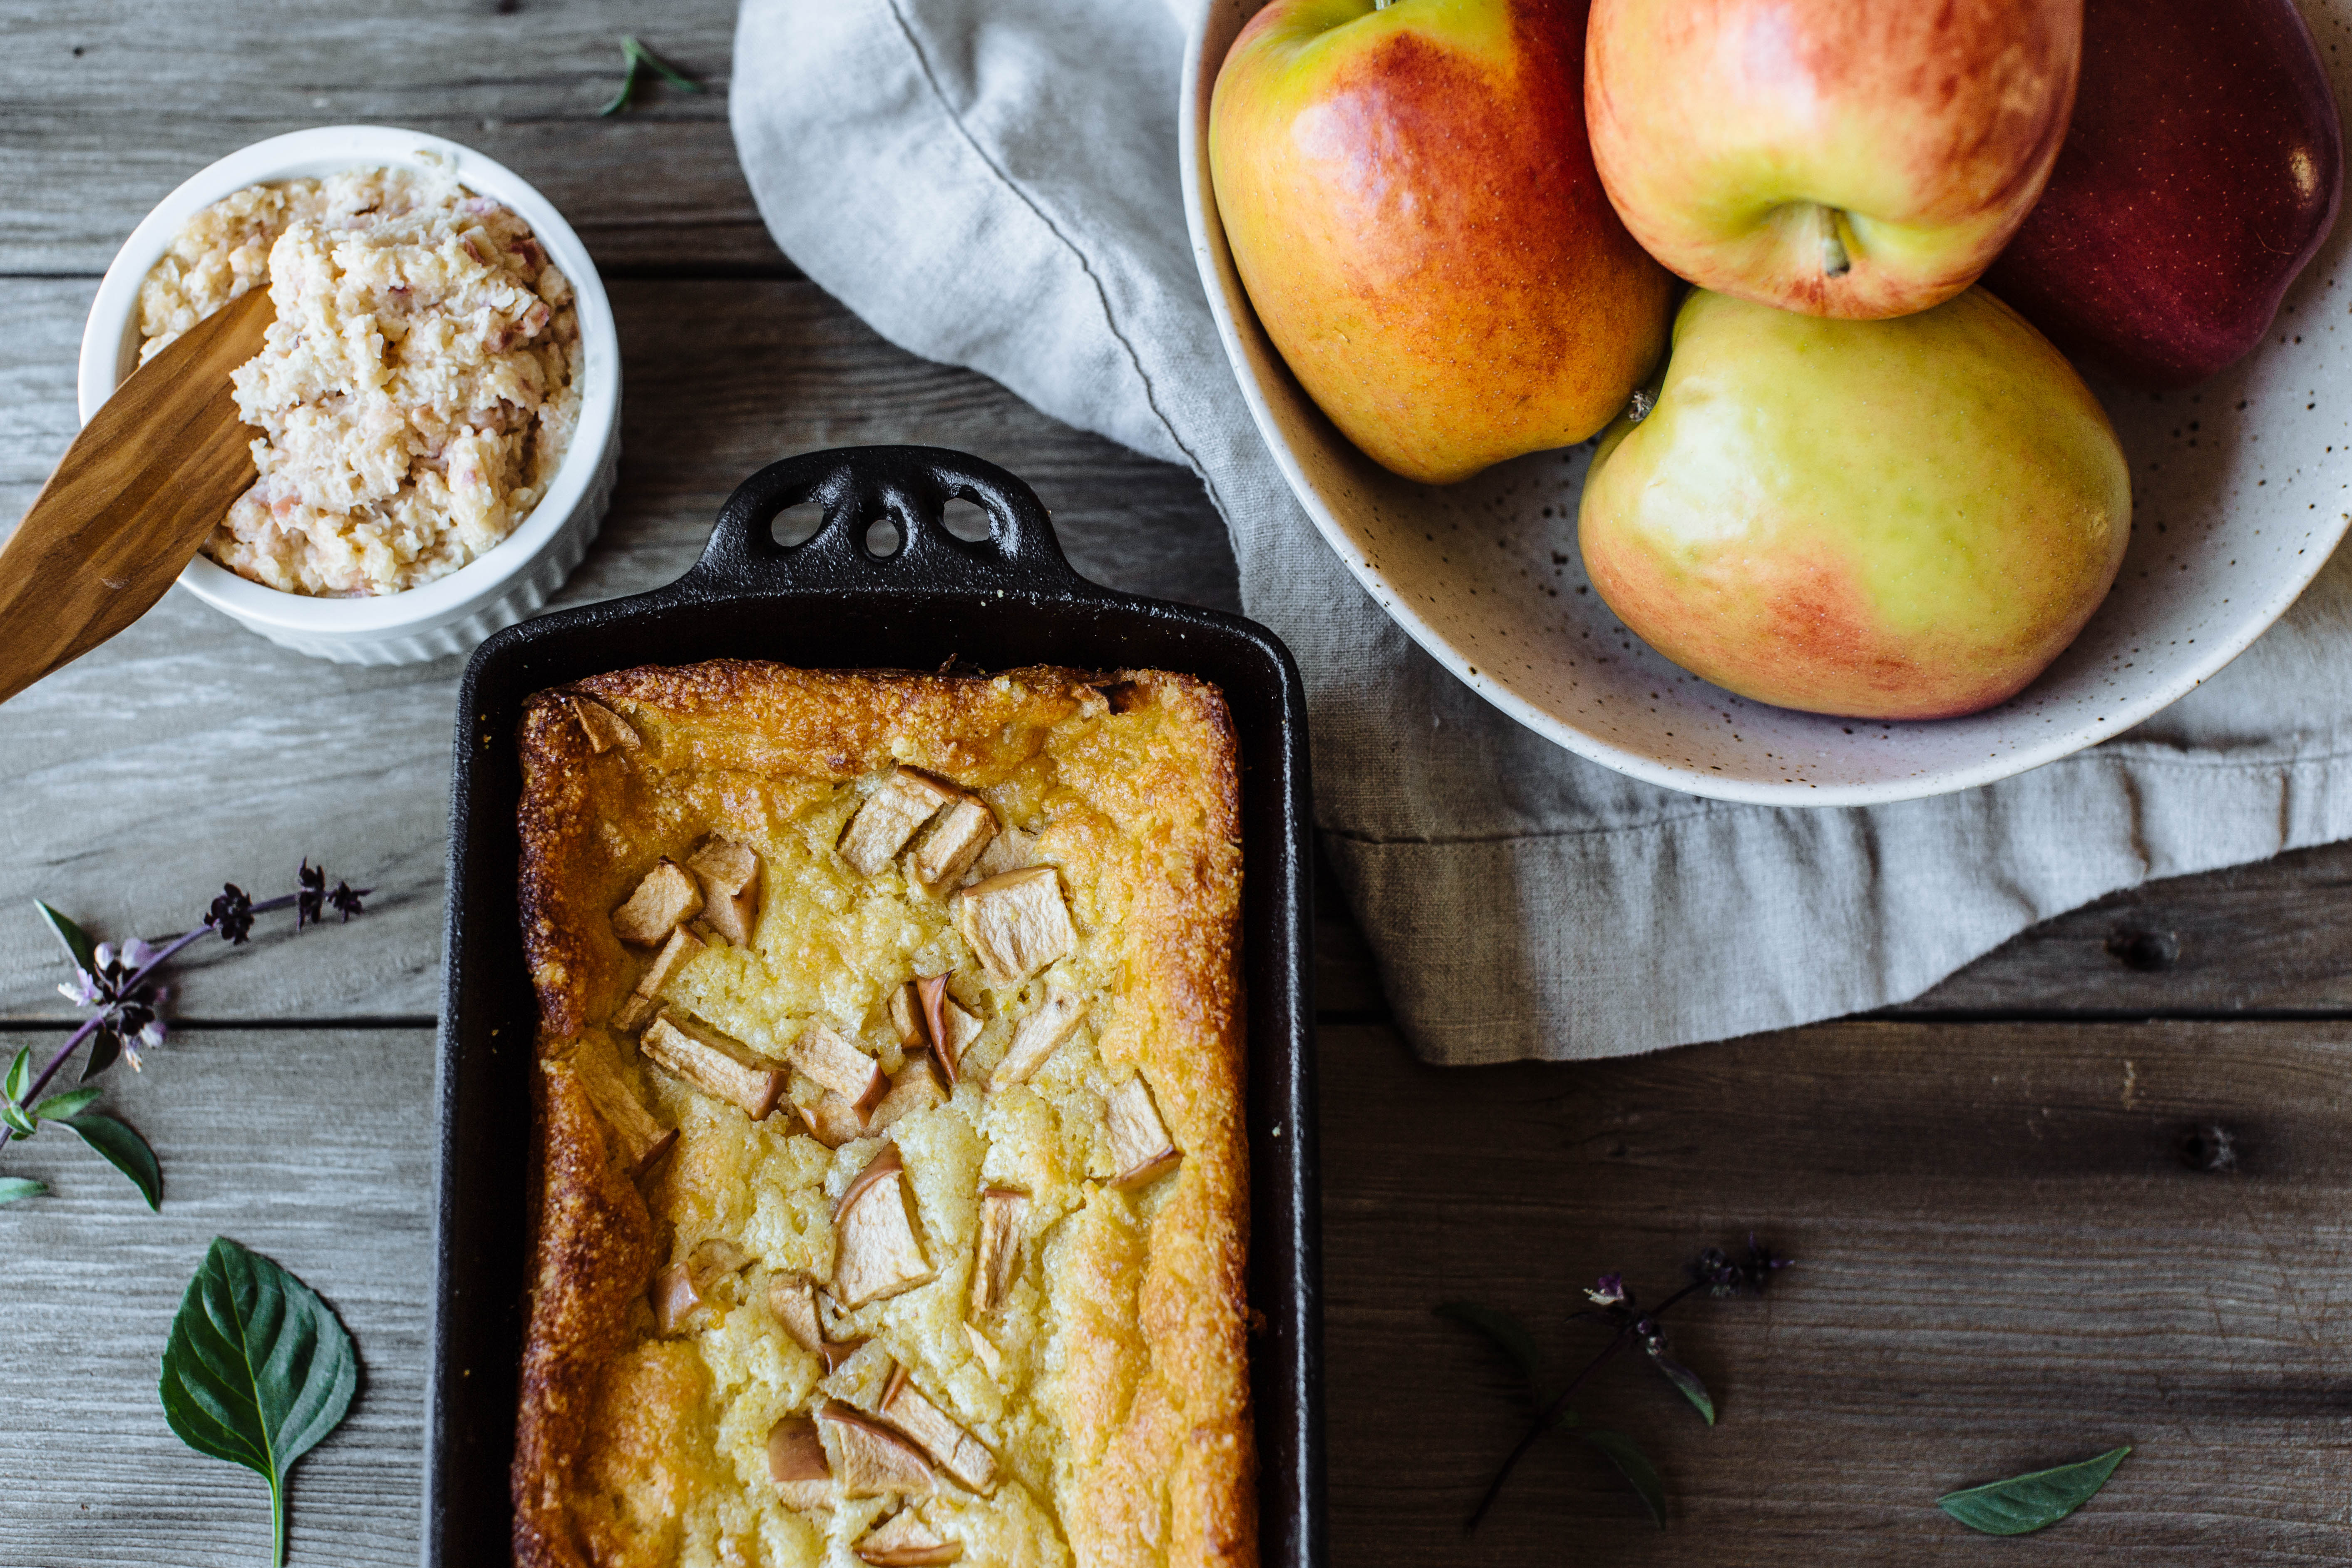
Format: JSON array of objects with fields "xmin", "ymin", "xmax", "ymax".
[{"xmin": 685, "ymin": 445, "xmax": 1090, "ymax": 600}]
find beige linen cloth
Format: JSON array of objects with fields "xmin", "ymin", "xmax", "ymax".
[{"xmin": 730, "ymin": 0, "xmax": 2352, "ymax": 1063}]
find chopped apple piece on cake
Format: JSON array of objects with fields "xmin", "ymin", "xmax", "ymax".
[
  {"xmin": 770, "ymin": 1273, "xmax": 825, "ymax": 1356},
  {"xmin": 767, "ymin": 1416, "xmax": 834, "ymax": 1511},
  {"xmin": 878, "ymin": 1365, "xmax": 998, "ymax": 1495},
  {"xmin": 909, "ymin": 797, "xmax": 997, "ymax": 896},
  {"xmin": 868, "ymin": 1055, "xmax": 947, "ymax": 1135},
  {"xmin": 969, "ymin": 1188, "xmax": 1028, "ymax": 1320},
  {"xmin": 611, "ymin": 858, "xmax": 703, "ymax": 945},
  {"xmin": 650, "ymin": 1239, "xmax": 749, "ymax": 1335},
  {"xmin": 641, "ymin": 1011, "xmax": 787, "ymax": 1121},
  {"xmin": 971, "ymin": 825, "xmax": 1034, "ymax": 880},
  {"xmin": 687, "ymin": 836, "xmax": 761, "ymax": 946},
  {"xmin": 566, "ymin": 1049, "xmax": 676, "ymax": 1179},
  {"xmin": 993, "ymin": 989, "xmax": 1085, "ymax": 1086},
  {"xmin": 789, "ymin": 1021, "xmax": 886, "ymax": 1111},
  {"xmin": 953, "ymin": 867, "xmax": 1075, "ymax": 985},
  {"xmin": 821, "ymin": 1401, "xmax": 938, "ymax": 1497},
  {"xmin": 835, "ymin": 1145, "xmax": 934, "ymax": 1307},
  {"xmin": 636, "ymin": 925, "xmax": 703, "ymax": 1000},
  {"xmin": 839, "ymin": 769, "xmax": 959, "ymax": 877},
  {"xmin": 796, "ymin": 1092, "xmax": 865, "ymax": 1148},
  {"xmin": 857, "ymin": 1507, "xmax": 961, "ymax": 1566},
  {"xmin": 1106, "ymin": 1075, "xmax": 1182, "ymax": 1188},
  {"xmin": 568, "ymin": 696, "xmax": 641, "ymax": 755}
]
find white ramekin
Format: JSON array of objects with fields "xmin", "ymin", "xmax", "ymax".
[{"xmin": 77, "ymin": 125, "xmax": 621, "ymax": 666}]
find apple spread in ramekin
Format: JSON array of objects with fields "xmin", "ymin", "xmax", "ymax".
[{"xmin": 136, "ymin": 158, "xmax": 582, "ymax": 597}]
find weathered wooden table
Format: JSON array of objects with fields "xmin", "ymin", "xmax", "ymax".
[{"xmin": 5, "ymin": 4, "xmax": 2350, "ymax": 1563}]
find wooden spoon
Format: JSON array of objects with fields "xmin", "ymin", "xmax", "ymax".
[{"xmin": 0, "ymin": 286, "xmax": 274, "ymax": 703}]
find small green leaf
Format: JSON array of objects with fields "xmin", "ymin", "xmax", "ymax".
[
  {"xmin": 1435, "ymin": 1302, "xmax": 1543, "ymax": 1392},
  {"xmin": 36, "ymin": 900, "xmax": 99, "ymax": 977},
  {"xmin": 80, "ymin": 1027, "xmax": 123, "ymax": 1082},
  {"xmin": 160, "ymin": 1238, "xmax": 358, "ymax": 1566},
  {"xmin": 1937, "ymin": 1446, "xmax": 2132, "ymax": 1536},
  {"xmin": 4, "ymin": 1045, "xmax": 30, "ymax": 1105},
  {"xmin": 1650, "ymin": 1349, "xmax": 1715, "ymax": 1425},
  {"xmin": 597, "ymin": 58, "xmax": 638, "ymax": 116},
  {"xmin": 34, "ymin": 1086, "xmax": 102, "ymax": 1122},
  {"xmin": 1578, "ymin": 1426, "xmax": 1669, "ymax": 1529},
  {"xmin": 623, "ymin": 35, "xmax": 704, "ymax": 92},
  {"xmin": 1, "ymin": 1102, "xmax": 35, "ymax": 1138},
  {"xmin": 62, "ymin": 1111, "xmax": 159, "ymax": 1210},
  {"xmin": 0, "ymin": 1175, "xmax": 46, "ymax": 1205}
]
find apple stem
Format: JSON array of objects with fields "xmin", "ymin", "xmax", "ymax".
[{"xmin": 1815, "ymin": 207, "xmax": 1851, "ymax": 279}]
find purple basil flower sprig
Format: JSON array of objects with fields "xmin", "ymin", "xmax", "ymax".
[
  {"xmin": 1439, "ymin": 1235, "xmax": 1795, "ymax": 1531},
  {"xmin": 0, "ymin": 862, "xmax": 373, "ymax": 1210}
]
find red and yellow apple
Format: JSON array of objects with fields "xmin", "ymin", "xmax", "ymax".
[
  {"xmin": 1578, "ymin": 288, "xmax": 2130, "ymax": 720},
  {"xmin": 1209, "ymin": 0, "xmax": 1676, "ymax": 485},
  {"xmin": 1585, "ymin": 0, "xmax": 2081, "ymax": 320}
]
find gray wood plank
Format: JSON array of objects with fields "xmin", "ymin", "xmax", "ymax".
[
  {"xmin": 0, "ymin": 1026, "xmax": 432, "ymax": 1567},
  {"xmin": 1902, "ymin": 837, "xmax": 2352, "ymax": 1015},
  {"xmin": 0, "ymin": 275, "xmax": 1239, "ymax": 1021},
  {"xmin": 1321, "ymin": 1017, "xmax": 2352, "ymax": 1564},
  {"xmin": 1, "ymin": 0, "xmax": 773, "ymax": 276}
]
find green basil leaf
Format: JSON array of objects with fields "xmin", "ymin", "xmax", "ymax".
[
  {"xmin": 0, "ymin": 1175, "xmax": 45, "ymax": 1205},
  {"xmin": 1578, "ymin": 1426, "xmax": 1668, "ymax": 1529},
  {"xmin": 1937, "ymin": 1446, "xmax": 2132, "ymax": 1536},
  {"xmin": 61, "ymin": 1111, "xmax": 159, "ymax": 1210},
  {"xmin": 1650, "ymin": 1349, "xmax": 1716, "ymax": 1425},
  {"xmin": 1435, "ymin": 1302, "xmax": 1543, "ymax": 1393},
  {"xmin": 4, "ymin": 1045, "xmax": 30, "ymax": 1106},
  {"xmin": 34, "ymin": 1086, "xmax": 102, "ymax": 1122},
  {"xmin": 36, "ymin": 900, "xmax": 99, "ymax": 978},
  {"xmin": 159, "ymin": 1238, "xmax": 358, "ymax": 1566},
  {"xmin": 80, "ymin": 1026, "xmax": 122, "ymax": 1083},
  {"xmin": 1, "ymin": 1102, "xmax": 36, "ymax": 1138}
]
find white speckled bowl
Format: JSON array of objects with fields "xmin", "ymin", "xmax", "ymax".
[
  {"xmin": 1181, "ymin": 0, "xmax": 2352, "ymax": 805},
  {"xmin": 77, "ymin": 126, "xmax": 621, "ymax": 666}
]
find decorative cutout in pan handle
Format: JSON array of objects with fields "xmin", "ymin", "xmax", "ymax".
[{"xmin": 687, "ymin": 445, "xmax": 1087, "ymax": 600}]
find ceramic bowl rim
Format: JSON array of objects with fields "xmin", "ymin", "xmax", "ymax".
[{"xmin": 75, "ymin": 124, "xmax": 621, "ymax": 639}]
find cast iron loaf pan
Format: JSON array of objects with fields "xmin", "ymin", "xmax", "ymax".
[{"xmin": 427, "ymin": 445, "xmax": 1325, "ymax": 1567}]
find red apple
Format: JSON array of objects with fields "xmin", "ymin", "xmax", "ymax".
[
  {"xmin": 1585, "ymin": 0, "xmax": 2081, "ymax": 320},
  {"xmin": 1983, "ymin": 0, "xmax": 2343, "ymax": 388},
  {"xmin": 1209, "ymin": 0, "xmax": 1676, "ymax": 485}
]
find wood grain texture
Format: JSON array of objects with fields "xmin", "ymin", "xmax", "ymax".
[
  {"xmin": 0, "ymin": 1027, "xmax": 432, "ymax": 1567},
  {"xmin": 1321, "ymin": 1019, "xmax": 2352, "ymax": 1564},
  {"xmin": 0, "ymin": 0, "xmax": 771, "ymax": 276},
  {"xmin": 0, "ymin": 274, "xmax": 1239, "ymax": 1021}
]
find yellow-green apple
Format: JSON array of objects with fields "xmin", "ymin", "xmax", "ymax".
[
  {"xmin": 1578, "ymin": 288, "xmax": 2129, "ymax": 720},
  {"xmin": 1585, "ymin": 0, "xmax": 2082, "ymax": 320},
  {"xmin": 1210, "ymin": 0, "xmax": 1676, "ymax": 485},
  {"xmin": 1984, "ymin": 0, "xmax": 2343, "ymax": 388}
]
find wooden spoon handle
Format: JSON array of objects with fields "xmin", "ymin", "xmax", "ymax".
[{"xmin": 0, "ymin": 286, "xmax": 274, "ymax": 704}]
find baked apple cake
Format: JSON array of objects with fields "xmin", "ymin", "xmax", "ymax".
[{"xmin": 509, "ymin": 661, "xmax": 1252, "ymax": 1568}]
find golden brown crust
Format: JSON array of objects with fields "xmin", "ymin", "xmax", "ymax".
[
  {"xmin": 513, "ymin": 1062, "xmax": 663, "ymax": 1568},
  {"xmin": 509, "ymin": 662, "xmax": 1252, "ymax": 1568}
]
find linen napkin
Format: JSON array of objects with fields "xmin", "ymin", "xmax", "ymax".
[{"xmin": 729, "ymin": 0, "xmax": 2352, "ymax": 1064}]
